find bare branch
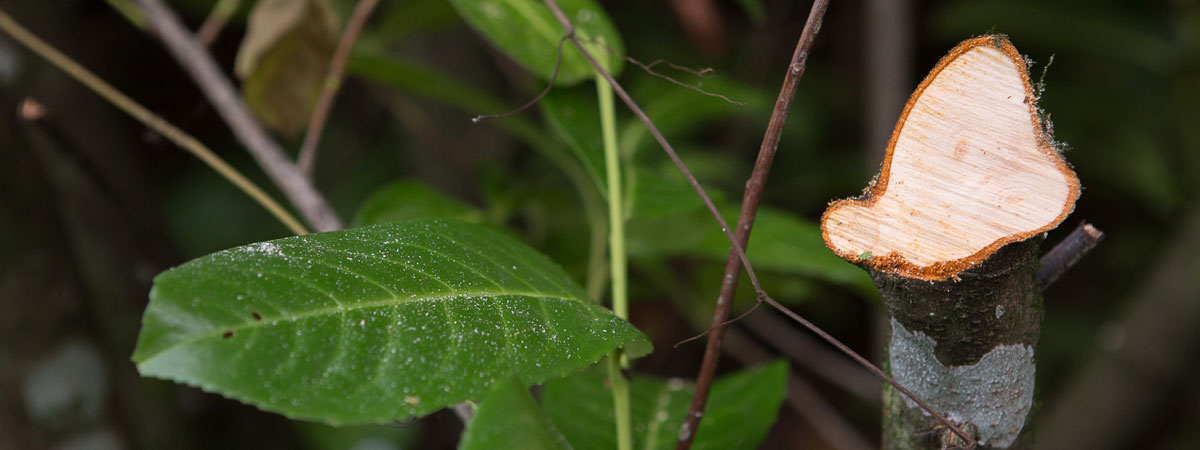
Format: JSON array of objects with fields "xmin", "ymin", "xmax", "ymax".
[
  {"xmin": 538, "ymin": 0, "xmax": 975, "ymax": 447},
  {"xmin": 134, "ymin": 0, "xmax": 344, "ymax": 231},
  {"xmin": 1038, "ymin": 221, "xmax": 1104, "ymax": 290},
  {"xmin": 676, "ymin": 0, "xmax": 833, "ymax": 448},
  {"xmin": 297, "ymin": 0, "xmax": 381, "ymax": 176}
]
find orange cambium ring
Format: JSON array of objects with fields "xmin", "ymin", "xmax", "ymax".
[{"xmin": 821, "ymin": 35, "xmax": 1080, "ymax": 281}]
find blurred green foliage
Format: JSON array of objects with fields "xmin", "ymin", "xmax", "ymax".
[{"xmin": 3, "ymin": 0, "xmax": 1198, "ymax": 448}]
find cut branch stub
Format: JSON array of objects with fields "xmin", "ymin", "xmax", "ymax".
[{"xmin": 821, "ymin": 35, "xmax": 1080, "ymax": 281}]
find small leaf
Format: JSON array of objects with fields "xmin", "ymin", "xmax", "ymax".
[
  {"xmin": 459, "ymin": 376, "xmax": 572, "ymax": 450},
  {"xmin": 541, "ymin": 361, "xmax": 789, "ymax": 450},
  {"xmin": 236, "ymin": 0, "xmax": 338, "ymax": 137},
  {"xmin": 133, "ymin": 219, "xmax": 649, "ymax": 424},
  {"xmin": 353, "ymin": 180, "xmax": 486, "ymax": 227},
  {"xmin": 448, "ymin": 0, "xmax": 624, "ymax": 85}
]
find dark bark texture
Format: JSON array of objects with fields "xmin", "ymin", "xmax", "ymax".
[{"xmin": 876, "ymin": 239, "xmax": 1043, "ymax": 450}]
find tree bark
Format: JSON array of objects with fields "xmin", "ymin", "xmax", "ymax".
[{"xmin": 877, "ymin": 239, "xmax": 1042, "ymax": 449}]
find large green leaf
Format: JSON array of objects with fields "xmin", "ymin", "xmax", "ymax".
[
  {"xmin": 459, "ymin": 376, "xmax": 572, "ymax": 450},
  {"xmin": 541, "ymin": 361, "xmax": 789, "ymax": 450},
  {"xmin": 448, "ymin": 0, "xmax": 624, "ymax": 85},
  {"xmin": 353, "ymin": 180, "xmax": 485, "ymax": 227},
  {"xmin": 132, "ymin": 219, "xmax": 649, "ymax": 425}
]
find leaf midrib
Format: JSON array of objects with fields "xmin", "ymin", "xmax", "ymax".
[{"xmin": 136, "ymin": 290, "xmax": 588, "ymax": 364}]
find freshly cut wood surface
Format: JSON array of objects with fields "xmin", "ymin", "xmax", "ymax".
[{"xmin": 822, "ymin": 35, "xmax": 1080, "ymax": 281}]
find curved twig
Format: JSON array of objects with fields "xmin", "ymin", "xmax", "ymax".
[{"xmin": 297, "ymin": 0, "xmax": 381, "ymax": 176}]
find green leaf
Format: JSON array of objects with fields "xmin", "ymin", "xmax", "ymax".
[
  {"xmin": 133, "ymin": 219, "xmax": 649, "ymax": 425},
  {"xmin": 353, "ymin": 180, "xmax": 486, "ymax": 227},
  {"xmin": 371, "ymin": 0, "xmax": 462, "ymax": 42},
  {"xmin": 448, "ymin": 0, "xmax": 624, "ymax": 85},
  {"xmin": 349, "ymin": 50, "xmax": 505, "ymax": 113},
  {"xmin": 459, "ymin": 376, "xmax": 572, "ymax": 450},
  {"xmin": 347, "ymin": 50, "xmax": 593, "ymax": 201},
  {"xmin": 628, "ymin": 206, "xmax": 872, "ymax": 294},
  {"xmin": 236, "ymin": 0, "xmax": 338, "ymax": 137},
  {"xmin": 540, "ymin": 86, "xmax": 607, "ymax": 194},
  {"xmin": 702, "ymin": 208, "xmax": 868, "ymax": 289},
  {"xmin": 541, "ymin": 361, "xmax": 789, "ymax": 450},
  {"xmin": 628, "ymin": 163, "xmax": 709, "ymax": 220}
]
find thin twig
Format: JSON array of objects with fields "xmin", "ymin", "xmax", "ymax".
[
  {"xmin": 742, "ymin": 228, "xmax": 1107, "ymax": 403},
  {"xmin": 1038, "ymin": 221, "xmax": 1103, "ymax": 290},
  {"xmin": 539, "ymin": 0, "xmax": 976, "ymax": 447},
  {"xmin": 134, "ymin": 0, "xmax": 344, "ymax": 232},
  {"xmin": 745, "ymin": 311, "xmax": 881, "ymax": 402},
  {"xmin": 297, "ymin": 0, "xmax": 381, "ymax": 176},
  {"xmin": 672, "ymin": 299, "xmax": 763, "ymax": 348},
  {"xmin": 471, "ymin": 35, "xmax": 569, "ymax": 124},
  {"xmin": 0, "ymin": 8, "xmax": 309, "ymax": 236},
  {"xmin": 676, "ymin": 0, "xmax": 831, "ymax": 448},
  {"xmin": 723, "ymin": 328, "xmax": 875, "ymax": 450},
  {"xmin": 761, "ymin": 294, "xmax": 975, "ymax": 448},
  {"xmin": 621, "ymin": 56, "xmax": 745, "ymax": 105},
  {"xmin": 196, "ymin": 0, "xmax": 241, "ymax": 46},
  {"xmin": 571, "ymin": 35, "xmax": 744, "ymax": 105}
]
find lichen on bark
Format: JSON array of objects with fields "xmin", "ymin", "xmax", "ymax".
[{"xmin": 877, "ymin": 239, "xmax": 1043, "ymax": 449}]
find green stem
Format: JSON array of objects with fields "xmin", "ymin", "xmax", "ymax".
[
  {"xmin": 597, "ymin": 62, "xmax": 632, "ymax": 450},
  {"xmin": 607, "ymin": 350, "xmax": 633, "ymax": 450},
  {"xmin": 598, "ymin": 72, "xmax": 627, "ymax": 324}
]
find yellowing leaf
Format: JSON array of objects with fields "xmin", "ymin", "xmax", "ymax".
[{"xmin": 235, "ymin": 0, "xmax": 338, "ymax": 137}]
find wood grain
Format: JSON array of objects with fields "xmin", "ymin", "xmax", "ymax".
[{"xmin": 822, "ymin": 35, "xmax": 1079, "ymax": 281}]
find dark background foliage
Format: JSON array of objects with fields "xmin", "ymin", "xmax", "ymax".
[{"xmin": 2, "ymin": 0, "xmax": 1196, "ymax": 449}]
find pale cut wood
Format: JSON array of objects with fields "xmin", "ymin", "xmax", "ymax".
[{"xmin": 822, "ymin": 35, "xmax": 1080, "ymax": 281}]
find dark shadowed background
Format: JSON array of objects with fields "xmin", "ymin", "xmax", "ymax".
[{"xmin": 2, "ymin": 0, "xmax": 1197, "ymax": 449}]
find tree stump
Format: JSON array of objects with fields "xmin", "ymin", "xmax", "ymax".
[{"xmin": 821, "ymin": 35, "xmax": 1080, "ymax": 449}]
